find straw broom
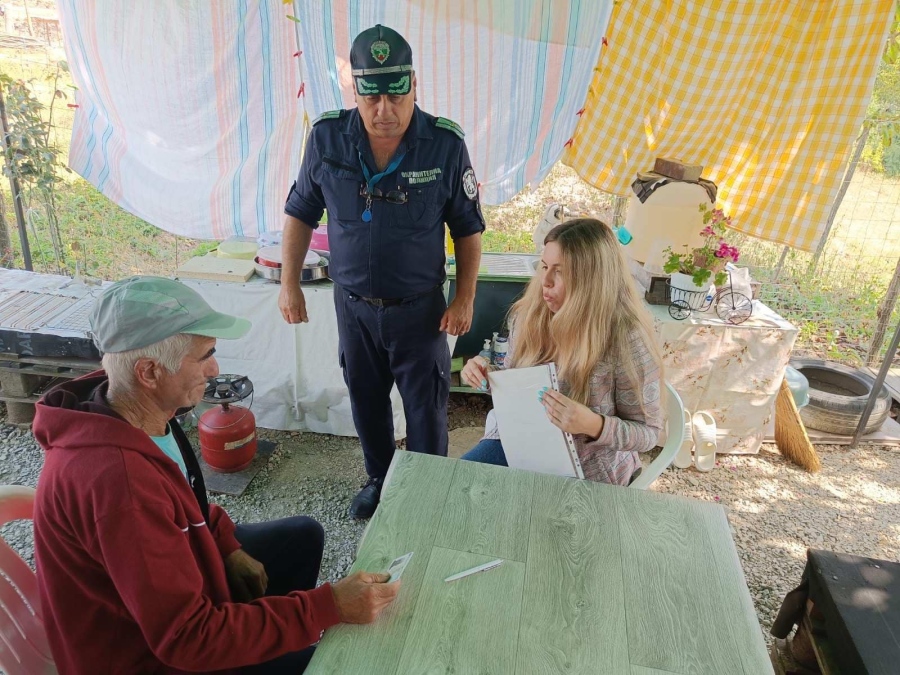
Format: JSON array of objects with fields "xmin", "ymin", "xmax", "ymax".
[{"xmin": 774, "ymin": 377, "xmax": 821, "ymax": 472}]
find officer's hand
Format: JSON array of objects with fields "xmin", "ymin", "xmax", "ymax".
[
  {"xmin": 440, "ymin": 297, "xmax": 473, "ymax": 336},
  {"xmin": 224, "ymin": 549, "xmax": 268, "ymax": 602},
  {"xmin": 278, "ymin": 283, "xmax": 309, "ymax": 324},
  {"xmin": 462, "ymin": 355, "xmax": 490, "ymax": 391},
  {"xmin": 331, "ymin": 571, "xmax": 399, "ymax": 624}
]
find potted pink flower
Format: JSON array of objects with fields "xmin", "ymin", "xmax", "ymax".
[{"xmin": 663, "ymin": 203, "xmax": 739, "ymax": 306}]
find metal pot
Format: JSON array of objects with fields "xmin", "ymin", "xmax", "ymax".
[
  {"xmin": 253, "ymin": 250, "xmax": 330, "ymax": 283},
  {"xmin": 253, "ymin": 259, "xmax": 281, "ymax": 281}
]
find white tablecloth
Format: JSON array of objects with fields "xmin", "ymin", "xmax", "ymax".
[
  {"xmin": 648, "ymin": 300, "xmax": 798, "ymax": 454},
  {"xmin": 184, "ymin": 278, "xmax": 398, "ymax": 434},
  {"xmin": 187, "ymin": 278, "xmax": 456, "ymax": 436},
  {"xmin": 0, "ymin": 267, "xmax": 792, "ymax": 449}
]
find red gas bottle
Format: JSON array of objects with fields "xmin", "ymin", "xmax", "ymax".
[{"xmin": 199, "ymin": 381, "xmax": 257, "ymax": 473}]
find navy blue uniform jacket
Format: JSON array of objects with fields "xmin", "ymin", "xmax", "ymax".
[{"xmin": 285, "ymin": 106, "xmax": 485, "ymax": 299}]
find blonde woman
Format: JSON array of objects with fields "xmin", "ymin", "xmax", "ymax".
[{"xmin": 461, "ymin": 218, "xmax": 663, "ymax": 485}]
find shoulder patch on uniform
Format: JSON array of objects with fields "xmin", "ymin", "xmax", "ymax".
[
  {"xmin": 462, "ymin": 168, "xmax": 478, "ymax": 200},
  {"xmin": 313, "ymin": 109, "xmax": 346, "ymax": 126},
  {"xmin": 434, "ymin": 117, "xmax": 465, "ymax": 139}
]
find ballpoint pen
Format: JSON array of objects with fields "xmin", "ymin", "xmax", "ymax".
[{"xmin": 444, "ymin": 559, "xmax": 504, "ymax": 583}]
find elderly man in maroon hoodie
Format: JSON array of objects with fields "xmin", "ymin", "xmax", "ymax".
[{"xmin": 32, "ymin": 276, "xmax": 399, "ymax": 674}]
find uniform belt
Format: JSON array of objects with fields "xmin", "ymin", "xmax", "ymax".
[{"xmin": 354, "ymin": 283, "xmax": 442, "ymax": 308}]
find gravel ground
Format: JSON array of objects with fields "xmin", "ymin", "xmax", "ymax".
[{"xmin": 1, "ymin": 395, "xmax": 898, "ymax": 650}]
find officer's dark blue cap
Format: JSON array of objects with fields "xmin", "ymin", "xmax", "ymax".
[{"xmin": 350, "ymin": 25, "xmax": 413, "ymax": 97}]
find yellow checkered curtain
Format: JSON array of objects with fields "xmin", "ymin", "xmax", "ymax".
[{"xmin": 564, "ymin": 1, "xmax": 894, "ymax": 252}]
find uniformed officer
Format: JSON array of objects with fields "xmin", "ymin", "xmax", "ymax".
[{"xmin": 280, "ymin": 25, "xmax": 484, "ymax": 519}]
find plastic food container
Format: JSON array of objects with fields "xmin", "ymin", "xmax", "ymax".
[
  {"xmin": 310, "ymin": 225, "xmax": 329, "ymax": 252},
  {"xmin": 218, "ymin": 236, "xmax": 258, "ymax": 260},
  {"xmin": 784, "ymin": 365, "xmax": 810, "ymax": 409},
  {"xmin": 256, "ymin": 245, "xmax": 284, "ymax": 266}
]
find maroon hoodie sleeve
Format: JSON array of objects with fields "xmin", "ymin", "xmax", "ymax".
[
  {"xmin": 94, "ymin": 502, "xmax": 341, "ymax": 670},
  {"xmin": 208, "ymin": 503, "xmax": 242, "ymax": 558}
]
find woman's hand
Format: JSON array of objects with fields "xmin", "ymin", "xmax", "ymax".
[
  {"xmin": 462, "ymin": 356, "xmax": 491, "ymax": 391},
  {"xmin": 539, "ymin": 388, "xmax": 604, "ymax": 438}
]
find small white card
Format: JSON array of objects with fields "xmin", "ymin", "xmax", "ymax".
[{"xmin": 386, "ymin": 552, "xmax": 414, "ymax": 583}]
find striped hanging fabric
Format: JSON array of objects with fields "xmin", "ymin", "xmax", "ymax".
[
  {"xmin": 59, "ymin": 0, "xmax": 303, "ymax": 240},
  {"xmin": 294, "ymin": 1, "xmax": 613, "ymax": 206},
  {"xmin": 59, "ymin": 1, "xmax": 613, "ymax": 237}
]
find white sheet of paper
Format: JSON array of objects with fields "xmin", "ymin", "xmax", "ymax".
[
  {"xmin": 488, "ymin": 364, "xmax": 584, "ymax": 479},
  {"xmin": 386, "ymin": 552, "xmax": 414, "ymax": 583}
]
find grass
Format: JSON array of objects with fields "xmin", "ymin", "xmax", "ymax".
[
  {"xmin": 736, "ymin": 235, "xmax": 894, "ymax": 366},
  {"xmin": 733, "ymin": 166, "xmax": 900, "ymax": 367},
  {"xmin": 1, "ymin": 179, "xmax": 217, "ymax": 280}
]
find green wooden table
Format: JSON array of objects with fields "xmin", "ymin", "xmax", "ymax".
[{"xmin": 306, "ymin": 452, "xmax": 773, "ymax": 675}]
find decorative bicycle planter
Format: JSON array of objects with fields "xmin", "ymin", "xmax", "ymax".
[{"xmin": 665, "ymin": 271, "xmax": 753, "ymax": 324}]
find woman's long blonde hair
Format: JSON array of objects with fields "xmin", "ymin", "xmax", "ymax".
[{"xmin": 508, "ymin": 218, "xmax": 662, "ymax": 406}]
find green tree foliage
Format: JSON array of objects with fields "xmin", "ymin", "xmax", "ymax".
[
  {"xmin": 862, "ymin": 2, "xmax": 900, "ymax": 174},
  {"xmin": 0, "ymin": 62, "xmax": 70, "ymax": 270}
]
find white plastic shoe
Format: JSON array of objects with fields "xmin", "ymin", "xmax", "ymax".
[
  {"xmin": 693, "ymin": 411, "xmax": 717, "ymax": 472},
  {"xmin": 673, "ymin": 408, "xmax": 694, "ymax": 469}
]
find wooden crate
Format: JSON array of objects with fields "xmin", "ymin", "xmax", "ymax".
[
  {"xmin": 645, "ymin": 275, "xmax": 671, "ymax": 305},
  {"xmin": 653, "ymin": 157, "xmax": 704, "ymax": 181}
]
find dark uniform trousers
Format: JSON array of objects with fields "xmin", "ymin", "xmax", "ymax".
[
  {"xmin": 334, "ymin": 284, "xmax": 450, "ymax": 480},
  {"xmin": 284, "ymin": 106, "xmax": 482, "ymax": 481}
]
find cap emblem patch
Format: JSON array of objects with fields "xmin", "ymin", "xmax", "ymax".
[{"xmin": 371, "ymin": 40, "xmax": 390, "ymax": 64}]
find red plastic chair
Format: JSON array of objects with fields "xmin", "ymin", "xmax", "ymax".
[{"xmin": 0, "ymin": 486, "xmax": 56, "ymax": 674}]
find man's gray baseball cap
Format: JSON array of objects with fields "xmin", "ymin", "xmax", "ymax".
[{"xmin": 89, "ymin": 276, "xmax": 251, "ymax": 353}]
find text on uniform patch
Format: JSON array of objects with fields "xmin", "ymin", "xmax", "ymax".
[{"xmin": 401, "ymin": 168, "xmax": 442, "ymax": 184}]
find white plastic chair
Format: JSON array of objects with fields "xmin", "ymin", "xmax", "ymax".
[
  {"xmin": 630, "ymin": 383, "xmax": 686, "ymax": 490},
  {"xmin": 0, "ymin": 486, "xmax": 57, "ymax": 674}
]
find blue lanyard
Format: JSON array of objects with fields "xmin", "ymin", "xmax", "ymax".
[{"xmin": 358, "ymin": 150, "xmax": 405, "ymax": 222}]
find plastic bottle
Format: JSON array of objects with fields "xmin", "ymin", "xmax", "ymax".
[
  {"xmin": 613, "ymin": 225, "xmax": 633, "ymax": 246},
  {"xmin": 493, "ymin": 336, "xmax": 509, "ymax": 367},
  {"xmin": 445, "ymin": 230, "xmax": 456, "ymax": 265},
  {"xmin": 478, "ymin": 339, "xmax": 492, "ymax": 363}
]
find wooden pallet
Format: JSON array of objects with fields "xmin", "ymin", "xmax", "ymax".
[
  {"xmin": 0, "ymin": 377, "xmax": 68, "ymax": 403},
  {"xmin": 0, "ymin": 354, "xmax": 101, "ymax": 377},
  {"xmin": 0, "ymin": 353, "xmax": 100, "ymax": 425},
  {"xmin": 0, "ymin": 353, "xmax": 99, "ymax": 396}
]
